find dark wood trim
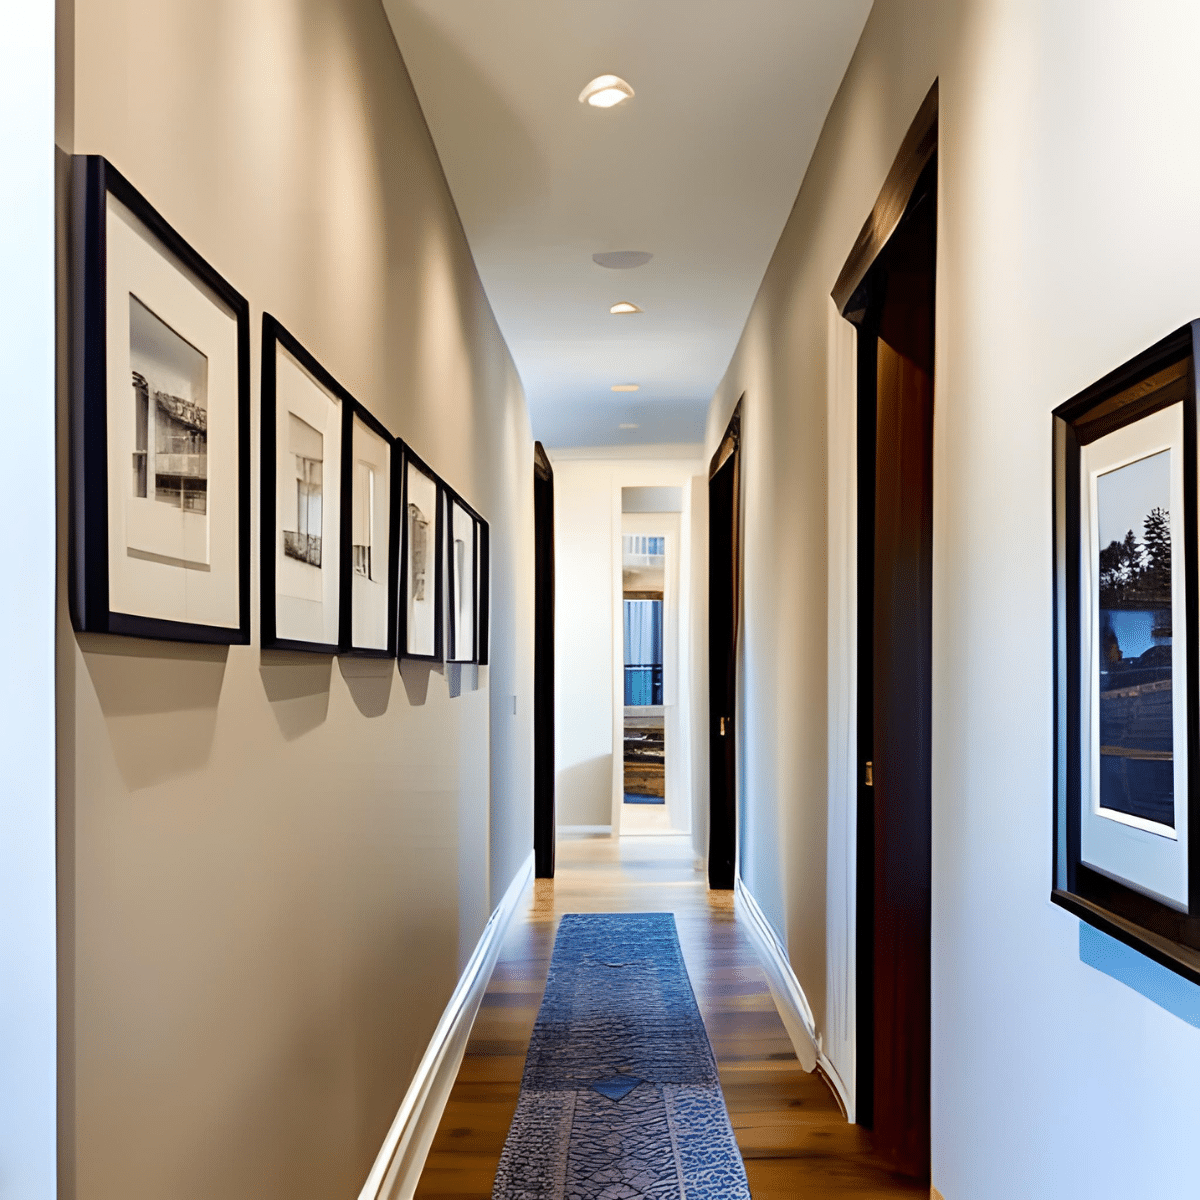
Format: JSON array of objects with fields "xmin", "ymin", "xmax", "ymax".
[
  {"xmin": 339, "ymin": 400, "xmax": 399, "ymax": 658},
  {"xmin": 708, "ymin": 401, "xmax": 742, "ymax": 890},
  {"xmin": 533, "ymin": 441, "xmax": 556, "ymax": 878},
  {"xmin": 260, "ymin": 313, "xmax": 348, "ymax": 655},
  {"xmin": 832, "ymin": 81, "xmax": 939, "ymax": 316},
  {"xmin": 845, "ymin": 146, "xmax": 938, "ymax": 1176},
  {"xmin": 397, "ymin": 446, "xmax": 445, "ymax": 663},
  {"xmin": 709, "ymin": 398, "xmax": 742, "ymax": 480},
  {"xmin": 70, "ymin": 154, "xmax": 251, "ymax": 644}
]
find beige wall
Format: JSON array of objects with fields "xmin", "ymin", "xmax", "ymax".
[
  {"xmin": 56, "ymin": 2, "xmax": 534, "ymax": 1197},
  {"xmin": 709, "ymin": 0, "xmax": 1200, "ymax": 1193}
]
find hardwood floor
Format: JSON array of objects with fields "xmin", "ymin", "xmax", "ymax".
[{"xmin": 413, "ymin": 834, "xmax": 925, "ymax": 1200}]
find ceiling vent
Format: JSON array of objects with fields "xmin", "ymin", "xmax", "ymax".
[{"xmin": 593, "ymin": 251, "xmax": 653, "ymax": 270}]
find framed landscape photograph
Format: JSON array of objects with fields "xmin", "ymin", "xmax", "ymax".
[
  {"xmin": 70, "ymin": 155, "xmax": 250, "ymax": 643},
  {"xmin": 261, "ymin": 316, "xmax": 344, "ymax": 653},
  {"xmin": 399, "ymin": 449, "xmax": 442, "ymax": 661},
  {"xmin": 446, "ymin": 490, "xmax": 479, "ymax": 664},
  {"xmin": 342, "ymin": 403, "xmax": 398, "ymax": 657},
  {"xmin": 1053, "ymin": 321, "xmax": 1200, "ymax": 981}
]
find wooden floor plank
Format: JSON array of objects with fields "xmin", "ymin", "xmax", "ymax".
[{"xmin": 413, "ymin": 835, "xmax": 925, "ymax": 1200}]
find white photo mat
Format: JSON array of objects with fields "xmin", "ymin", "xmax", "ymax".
[
  {"xmin": 1080, "ymin": 402, "xmax": 1189, "ymax": 909},
  {"xmin": 404, "ymin": 461, "xmax": 439, "ymax": 657},
  {"xmin": 350, "ymin": 414, "xmax": 391, "ymax": 652},
  {"xmin": 273, "ymin": 346, "xmax": 342, "ymax": 647},
  {"xmin": 449, "ymin": 499, "xmax": 477, "ymax": 663},
  {"xmin": 104, "ymin": 194, "xmax": 240, "ymax": 629}
]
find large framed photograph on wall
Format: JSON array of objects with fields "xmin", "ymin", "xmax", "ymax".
[
  {"xmin": 1053, "ymin": 320, "xmax": 1200, "ymax": 982},
  {"xmin": 342, "ymin": 402, "xmax": 398, "ymax": 657},
  {"xmin": 399, "ymin": 449, "xmax": 443, "ymax": 661},
  {"xmin": 70, "ymin": 156, "xmax": 251, "ymax": 643},
  {"xmin": 261, "ymin": 316, "xmax": 344, "ymax": 653}
]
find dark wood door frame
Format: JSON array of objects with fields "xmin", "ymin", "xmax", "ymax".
[
  {"xmin": 708, "ymin": 402, "xmax": 742, "ymax": 890},
  {"xmin": 533, "ymin": 442, "xmax": 556, "ymax": 878},
  {"xmin": 837, "ymin": 83, "xmax": 938, "ymax": 1180}
]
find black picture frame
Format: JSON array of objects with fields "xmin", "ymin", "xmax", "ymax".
[
  {"xmin": 1052, "ymin": 320, "xmax": 1200, "ymax": 984},
  {"xmin": 398, "ymin": 446, "xmax": 444, "ymax": 662},
  {"xmin": 261, "ymin": 314, "xmax": 348, "ymax": 655},
  {"xmin": 340, "ymin": 401, "xmax": 400, "ymax": 658},
  {"xmin": 478, "ymin": 517, "xmax": 491, "ymax": 666},
  {"xmin": 445, "ymin": 485, "xmax": 487, "ymax": 665},
  {"xmin": 69, "ymin": 155, "xmax": 251, "ymax": 644}
]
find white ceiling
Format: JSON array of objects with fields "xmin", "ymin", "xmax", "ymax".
[{"xmin": 382, "ymin": 0, "xmax": 873, "ymax": 448}]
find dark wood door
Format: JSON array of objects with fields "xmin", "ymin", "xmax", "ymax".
[
  {"xmin": 708, "ymin": 408, "xmax": 741, "ymax": 890},
  {"xmin": 854, "ymin": 157, "xmax": 936, "ymax": 1179},
  {"xmin": 533, "ymin": 443, "xmax": 555, "ymax": 878}
]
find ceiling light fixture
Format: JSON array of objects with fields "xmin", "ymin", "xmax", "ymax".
[
  {"xmin": 611, "ymin": 384, "xmax": 640, "ymax": 392},
  {"xmin": 579, "ymin": 75, "xmax": 634, "ymax": 108},
  {"xmin": 610, "ymin": 301, "xmax": 642, "ymax": 315}
]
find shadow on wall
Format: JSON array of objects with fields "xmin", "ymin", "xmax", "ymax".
[
  {"xmin": 399, "ymin": 659, "xmax": 437, "ymax": 706},
  {"xmin": 260, "ymin": 650, "xmax": 332, "ymax": 741},
  {"xmin": 78, "ymin": 634, "xmax": 227, "ymax": 791},
  {"xmin": 338, "ymin": 657, "xmax": 394, "ymax": 718},
  {"xmin": 556, "ymin": 754, "xmax": 613, "ymax": 827}
]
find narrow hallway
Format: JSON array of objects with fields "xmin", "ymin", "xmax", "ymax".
[{"xmin": 414, "ymin": 837, "xmax": 924, "ymax": 1200}]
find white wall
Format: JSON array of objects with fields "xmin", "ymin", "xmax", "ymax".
[
  {"xmin": 707, "ymin": 0, "xmax": 1200, "ymax": 1193},
  {"xmin": 0, "ymin": 7, "xmax": 57, "ymax": 1199},
  {"xmin": 57, "ymin": 2, "xmax": 534, "ymax": 1197},
  {"xmin": 551, "ymin": 448, "xmax": 704, "ymax": 830}
]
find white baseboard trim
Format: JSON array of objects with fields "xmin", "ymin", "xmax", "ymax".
[
  {"xmin": 734, "ymin": 876, "xmax": 855, "ymax": 1122},
  {"xmin": 357, "ymin": 851, "xmax": 535, "ymax": 1200},
  {"xmin": 558, "ymin": 824, "xmax": 612, "ymax": 837}
]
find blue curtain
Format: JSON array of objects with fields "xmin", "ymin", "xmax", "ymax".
[{"xmin": 624, "ymin": 600, "xmax": 663, "ymax": 666}]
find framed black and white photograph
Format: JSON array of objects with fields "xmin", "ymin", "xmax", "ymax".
[
  {"xmin": 261, "ymin": 316, "xmax": 345, "ymax": 653},
  {"xmin": 70, "ymin": 155, "xmax": 250, "ymax": 643},
  {"xmin": 342, "ymin": 403, "xmax": 398, "ymax": 657},
  {"xmin": 1053, "ymin": 320, "xmax": 1200, "ymax": 981},
  {"xmin": 399, "ymin": 450, "xmax": 442, "ymax": 661},
  {"xmin": 446, "ymin": 490, "xmax": 479, "ymax": 664}
]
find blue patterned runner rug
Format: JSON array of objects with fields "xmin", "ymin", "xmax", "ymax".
[{"xmin": 492, "ymin": 912, "xmax": 751, "ymax": 1200}]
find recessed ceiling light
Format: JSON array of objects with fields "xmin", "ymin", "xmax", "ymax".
[
  {"xmin": 612, "ymin": 384, "xmax": 640, "ymax": 392},
  {"xmin": 619, "ymin": 423, "xmax": 639, "ymax": 430},
  {"xmin": 610, "ymin": 301, "xmax": 642, "ymax": 315},
  {"xmin": 579, "ymin": 75, "xmax": 634, "ymax": 108},
  {"xmin": 593, "ymin": 251, "xmax": 653, "ymax": 270}
]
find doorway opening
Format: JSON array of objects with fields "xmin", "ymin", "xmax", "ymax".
[
  {"xmin": 618, "ymin": 487, "xmax": 691, "ymax": 837},
  {"xmin": 623, "ymin": 535, "xmax": 666, "ymax": 825},
  {"xmin": 533, "ymin": 442, "xmax": 556, "ymax": 877},
  {"xmin": 707, "ymin": 402, "xmax": 741, "ymax": 889},
  {"xmin": 838, "ymin": 88, "xmax": 937, "ymax": 1180}
]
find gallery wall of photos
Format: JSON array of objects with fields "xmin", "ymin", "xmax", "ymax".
[{"xmin": 69, "ymin": 154, "xmax": 490, "ymax": 669}]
